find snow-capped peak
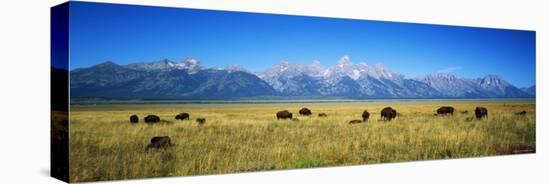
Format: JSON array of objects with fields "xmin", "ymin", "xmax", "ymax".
[
  {"xmin": 185, "ymin": 57, "xmax": 198, "ymax": 65},
  {"xmin": 256, "ymin": 55, "xmax": 403, "ymax": 84},
  {"xmin": 278, "ymin": 61, "xmax": 291, "ymax": 72},
  {"xmin": 125, "ymin": 57, "xmax": 203, "ymax": 73},
  {"xmin": 478, "ymin": 75, "xmax": 507, "ymax": 87},
  {"xmin": 80, "ymin": 55, "xmax": 532, "ymax": 99},
  {"xmin": 174, "ymin": 57, "xmax": 202, "ymax": 73},
  {"xmin": 336, "ymin": 56, "xmax": 351, "ymax": 68}
]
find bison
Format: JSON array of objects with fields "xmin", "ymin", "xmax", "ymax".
[
  {"xmin": 146, "ymin": 136, "xmax": 173, "ymax": 151},
  {"xmin": 196, "ymin": 117, "xmax": 206, "ymax": 125},
  {"xmin": 318, "ymin": 113, "xmax": 328, "ymax": 117},
  {"xmin": 380, "ymin": 107, "xmax": 397, "ymax": 121},
  {"xmin": 292, "ymin": 118, "xmax": 300, "ymax": 122},
  {"xmin": 129, "ymin": 115, "xmax": 139, "ymax": 123},
  {"xmin": 276, "ymin": 110, "xmax": 293, "ymax": 120},
  {"xmin": 299, "ymin": 107, "xmax": 312, "ymax": 116},
  {"xmin": 349, "ymin": 120, "xmax": 363, "ymax": 124},
  {"xmin": 437, "ymin": 106, "xmax": 455, "ymax": 115},
  {"xmin": 461, "ymin": 110, "xmax": 469, "ymax": 114},
  {"xmin": 515, "ymin": 110, "xmax": 527, "ymax": 116},
  {"xmin": 175, "ymin": 113, "xmax": 190, "ymax": 120},
  {"xmin": 475, "ymin": 107, "xmax": 488, "ymax": 119},
  {"xmin": 362, "ymin": 110, "xmax": 370, "ymax": 121},
  {"xmin": 144, "ymin": 115, "xmax": 160, "ymax": 123}
]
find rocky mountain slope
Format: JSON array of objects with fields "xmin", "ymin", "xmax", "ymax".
[{"xmin": 70, "ymin": 56, "xmax": 533, "ymax": 99}]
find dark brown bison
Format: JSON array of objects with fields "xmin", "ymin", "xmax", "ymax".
[
  {"xmin": 362, "ymin": 110, "xmax": 370, "ymax": 121},
  {"xmin": 146, "ymin": 136, "xmax": 173, "ymax": 151},
  {"xmin": 292, "ymin": 118, "xmax": 300, "ymax": 122},
  {"xmin": 349, "ymin": 120, "xmax": 363, "ymax": 124},
  {"xmin": 380, "ymin": 107, "xmax": 397, "ymax": 121},
  {"xmin": 475, "ymin": 107, "xmax": 488, "ymax": 119},
  {"xmin": 437, "ymin": 106, "xmax": 455, "ymax": 115},
  {"xmin": 129, "ymin": 115, "xmax": 139, "ymax": 123},
  {"xmin": 276, "ymin": 110, "xmax": 293, "ymax": 120},
  {"xmin": 318, "ymin": 113, "xmax": 328, "ymax": 117},
  {"xmin": 515, "ymin": 110, "xmax": 527, "ymax": 116},
  {"xmin": 175, "ymin": 113, "xmax": 190, "ymax": 120},
  {"xmin": 299, "ymin": 107, "xmax": 312, "ymax": 116},
  {"xmin": 144, "ymin": 115, "xmax": 160, "ymax": 123},
  {"xmin": 461, "ymin": 110, "xmax": 469, "ymax": 114},
  {"xmin": 196, "ymin": 117, "xmax": 206, "ymax": 125}
]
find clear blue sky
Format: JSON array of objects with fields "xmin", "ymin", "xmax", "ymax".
[{"xmin": 68, "ymin": 2, "xmax": 536, "ymax": 87}]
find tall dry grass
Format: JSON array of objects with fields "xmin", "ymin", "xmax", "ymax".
[{"xmin": 68, "ymin": 100, "xmax": 535, "ymax": 182}]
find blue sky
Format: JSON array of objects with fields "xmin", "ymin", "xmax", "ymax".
[{"xmin": 68, "ymin": 2, "xmax": 536, "ymax": 87}]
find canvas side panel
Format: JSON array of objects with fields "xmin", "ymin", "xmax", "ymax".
[{"xmin": 51, "ymin": 2, "xmax": 70, "ymax": 183}]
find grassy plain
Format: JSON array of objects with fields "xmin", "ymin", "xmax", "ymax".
[{"xmin": 69, "ymin": 100, "xmax": 535, "ymax": 182}]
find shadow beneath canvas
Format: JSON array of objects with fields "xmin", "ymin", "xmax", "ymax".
[{"xmin": 40, "ymin": 168, "xmax": 50, "ymax": 176}]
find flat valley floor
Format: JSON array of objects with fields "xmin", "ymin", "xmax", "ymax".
[{"xmin": 68, "ymin": 100, "xmax": 535, "ymax": 182}]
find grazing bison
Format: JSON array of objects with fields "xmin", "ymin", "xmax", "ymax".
[
  {"xmin": 276, "ymin": 110, "xmax": 293, "ymax": 120},
  {"xmin": 292, "ymin": 118, "xmax": 300, "ymax": 122},
  {"xmin": 129, "ymin": 115, "xmax": 139, "ymax": 123},
  {"xmin": 299, "ymin": 107, "xmax": 312, "ymax": 116},
  {"xmin": 196, "ymin": 117, "xmax": 206, "ymax": 125},
  {"xmin": 362, "ymin": 110, "xmax": 370, "ymax": 121},
  {"xmin": 144, "ymin": 115, "xmax": 160, "ymax": 123},
  {"xmin": 437, "ymin": 106, "xmax": 455, "ymax": 115},
  {"xmin": 475, "ymin": 107, "xmax": 488, "ymax": 119},
  {"xmin": 175, "ymin": 113, "xmax": 190, "ymax": 120},
  {"xmin": 318, "ymin": 113, "xmax": 328, "ymax": 117},
  {"xmin": 515, "ymin": 111, "xmax": 527, "ymax": 116},
  {"xmin": 146, "ymin": 136, "xmax": 173, "ymax": 151},
  {"xmin": 380, "ymin": 107, "xmax": 397, "ymax": 121},
  {"xmin": 349, "ymin": 120, "xmax": 363, "ymax": 124},
  {"xmin": 461, "ymin": 110, "xmax": 469, "ymax": 114}
]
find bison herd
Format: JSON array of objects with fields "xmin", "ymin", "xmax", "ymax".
[
  {"xmin": 130, "ymin": 112, "xmax": 205, "ymax": 152},
  {"xmin": 133, "ymin": 105, "xmax": 527, "ymax": 152},
  {"xmin": 275, "ymin": 106, "xmax": 528, "ymax": 124},
  {"xmin": 129, "ymin": 113, "xmax": 206, "ymax": 125},
  {"xmin": 130, "ymin": 106, "xmax": 520, "ymax": 126}
]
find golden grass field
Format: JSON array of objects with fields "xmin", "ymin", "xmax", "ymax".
[{"xmin": 68, "ymin": 100, "xmax": 535, "ymax": 182}]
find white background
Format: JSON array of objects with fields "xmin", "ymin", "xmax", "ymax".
[{"xmin": 0, "ymin": 0, "xmax": 547, "ymax": 183}]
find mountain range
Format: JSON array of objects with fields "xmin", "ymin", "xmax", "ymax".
[{"xmin": 69, "ymin": 56, "xmax": 535, "ymax": 100}]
